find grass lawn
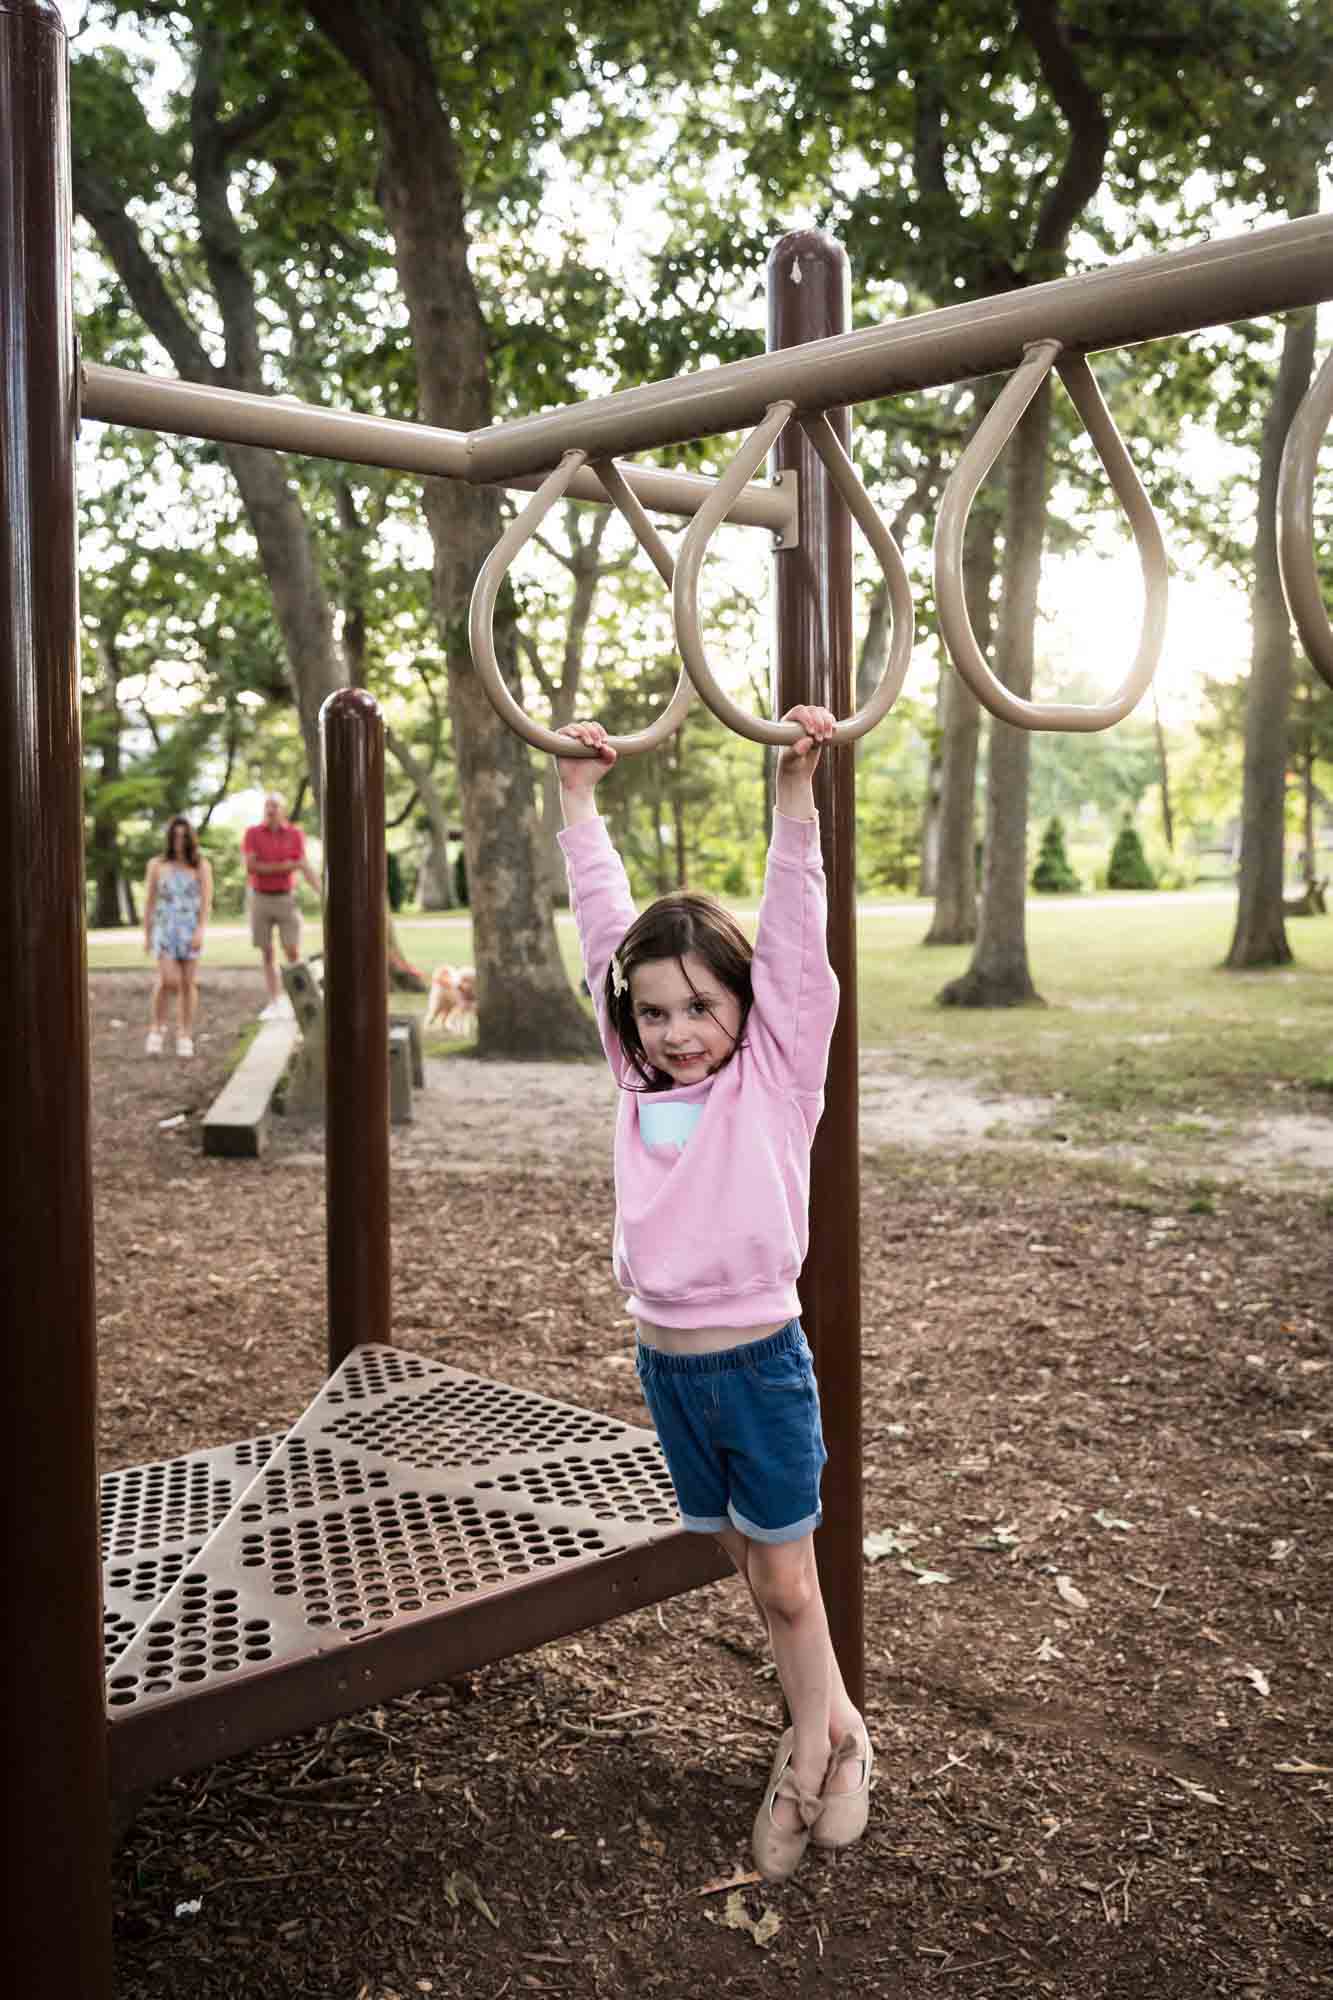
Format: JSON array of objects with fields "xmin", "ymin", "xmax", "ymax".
[
  {"xmin": 858, "ymin": 896, "xmax": 1333, "ymax": 1148},
  {"xmin": 92, "ymin": 894, "xmax": 1333, "ymax": 1147}
]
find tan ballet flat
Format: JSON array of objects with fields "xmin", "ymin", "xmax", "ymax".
[
  {"xmin": 811, "ymin": 1729, "xmax": 873, "ymax": 1848},
  {"xmin": 752, "ymin": 1727, "xmax": 825, "ymax": 1881}
]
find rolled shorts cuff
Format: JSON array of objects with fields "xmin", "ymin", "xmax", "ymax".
[
  {"xmin": 728, "ymin": 1503, "xmax": 822, "ymax": 1545},
  {"xmin": 679, "ymin": 1509, "xmax": 730, "ymax": 1535}
]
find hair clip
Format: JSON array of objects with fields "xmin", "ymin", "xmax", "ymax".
[{"xmin": 610, "ymin": 953, "xmax": 628, "ymax": 998}]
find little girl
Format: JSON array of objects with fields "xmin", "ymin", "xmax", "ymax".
[{"xmin": 557, "ymin": 706, "xmax": 872, "ymax": 1881}]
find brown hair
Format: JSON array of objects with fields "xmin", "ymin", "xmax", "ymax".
[
  {"xmin": 605, "ymin": 892, "xmax": 753, "ymax": 1091},
  {"xmin": 163, "ymin": 816, "xmax": 200, "ymax": 867}
]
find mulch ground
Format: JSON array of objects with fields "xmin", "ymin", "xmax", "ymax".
[{"xmin": 93, "ymin": 971, "xmax": 1332, "ymax": 1999}]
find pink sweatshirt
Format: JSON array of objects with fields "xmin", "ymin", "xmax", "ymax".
[{"xmin": 559, "ymin": 811, "xmax": 840, "ymax": 1330}]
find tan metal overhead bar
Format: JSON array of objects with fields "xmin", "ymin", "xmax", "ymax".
[
  {"xmin": 466, "ymin": 214, "xmax": 1333, "ymax": 483},
  {"xmin": 78, "ymin": 361, "xmax": 798, "ymax": 539}
]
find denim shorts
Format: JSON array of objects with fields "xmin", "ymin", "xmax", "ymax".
[{"xmin": 634, "ymin": 1320, "xmax": 827, "ymax": 1545}]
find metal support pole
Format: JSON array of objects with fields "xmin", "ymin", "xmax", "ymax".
[
  {"xmin": 769, "ymin": 231, "xmax": 864, "ymax": 1710},
  {"xmin": 321, "ymin": 689, "xmax": 391, "ymax": 1370},
  {"xmin": 0, "ymin": 2, "xmax": 113, "ymax": 1986}
]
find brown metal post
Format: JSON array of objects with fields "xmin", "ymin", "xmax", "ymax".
[
  {"xmin": 0, "ymin": 1, "xmax": 114, "ymax": 1986},
  {"xmin": 768, "ymin": 231, "xmax": 864, "ymax": 1710},
  {"xmin": 321, "ymin": 688, "xmax": 392, "ymax": 1369}
]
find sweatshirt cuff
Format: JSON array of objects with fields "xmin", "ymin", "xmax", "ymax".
[
  {"xmin": 556, "ymin": 815, "xmax": 614, "ymax": 859},
  {"xmin": 770, "ymin": 808, "xmax": 822, "ymax": 859}
]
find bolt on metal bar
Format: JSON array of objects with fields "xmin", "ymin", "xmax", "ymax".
[
  {"xmin": 468, "ymin": 214, "xmax": 1333, "ymax": 484},
  {"xmin": 79, "ymin": 360, "xmax": 798, "ymax": 538}
]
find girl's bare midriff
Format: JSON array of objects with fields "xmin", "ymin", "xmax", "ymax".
[{"xmin": 636, "ymin": 1319, "xmax": 787, "ymax": 1355}]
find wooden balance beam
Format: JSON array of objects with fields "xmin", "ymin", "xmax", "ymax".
[{"xmin": 201, "ymin": 1016, "xmax": 301, "ymax": 1158}]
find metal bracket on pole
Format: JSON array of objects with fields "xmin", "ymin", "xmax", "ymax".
[{"xmin": 771, "ymin": 468, "xmax": 800, "ymax": 549}]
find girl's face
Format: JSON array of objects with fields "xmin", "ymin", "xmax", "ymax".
[
  {"xmin": 628, "ymin": 951, "xmax": 743, "ymax": 1085},
  {"xmin": 169, "ymin": 822, "xmax": 188, "ymax": 857}
]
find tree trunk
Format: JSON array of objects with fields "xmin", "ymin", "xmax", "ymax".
[
  {"xmin": 917, "ymin": 669, "xmax": 944, "ymax": 898},
  {"xmin": 536, "ymin": 505, "xmax": 614, "ymax": 905},
  {"xmin": 924, "ymin": 667, "xmax": 981, "ymax": 942},
  {"xmin": 652, "ymin": 762, "xmax": 672, "ymax": 896},
  {"xmin": 417, "ymin": 835, "xmax": 454, "ymax": 911},
  {"xmin": 72, "ymin": 40, "xmax": 348, "ymax": 799},
  {"xmin": 1224, "ymin": 306, "xmax": 1317, "ymax": 969},
  {"xmin": 306, "ymin": 0, "xmax": 595, "ymax": 1056},
  {"xmin": 671, "ymin": 739, "xmax": 688, "ymax": 887},
  {"xmin": 938, "ymin": 380, "xmax": 1051, "ymax": 1007},
  {"xmin": 855, "ymin": 578, "xmax": 890, "ymax": 712},
  {"xmin": 924, "ymin": 385, "xmax": 1001, "ymax": 944},
  {"xmin": 88, "ymin": 637, "xmax": 126, "ymax": 927},
  {"xmin": 1151, "ymin": 688, "xmax": 1175, "ymax": 852},
  {"xmin": 385, "ymin": 725, "xmax": 453, "ymax": 913}
]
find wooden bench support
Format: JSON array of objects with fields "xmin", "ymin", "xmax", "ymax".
[
  {"xmin": 201, "ymin": 1019, "xmax": 300, "ymax": 1158},
  {"xmin": 388, "ymin": 1024, "xmax": 414, "ymax": 1124},
  {"xmin": 388, "ymin": 1011, "xmax": 424, "ymax": 1087}
]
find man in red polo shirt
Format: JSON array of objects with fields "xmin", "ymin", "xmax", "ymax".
[{"xmin": 242, "ymin": 793, "xmax": 322, "ymax": 1018}]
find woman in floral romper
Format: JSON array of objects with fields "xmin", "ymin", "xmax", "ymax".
[{"xmin": 143, "ymin": 816, "xmax": 213, "ymax": 1058}]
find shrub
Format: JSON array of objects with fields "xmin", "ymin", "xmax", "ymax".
[
  {"xmin": 1107, "ymin": 817, "xmax": 1157, "ymax": 890},
  {"xmin": 1031, "ymin": 817, "xmax": 1080, "ymax": 893}
]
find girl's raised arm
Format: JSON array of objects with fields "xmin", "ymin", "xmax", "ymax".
[
  {"xmin": 556, "ymin": 723, "xmax": 637, "ymax": 1071},
  {"xmin": 747, "ymin": 707, "xmax": 841, "ymax": 1102}
]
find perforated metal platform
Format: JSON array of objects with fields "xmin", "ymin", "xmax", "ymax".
[{"xmin": 102, "ymin": 1347, "xmax": 727, "ymax": 1793}]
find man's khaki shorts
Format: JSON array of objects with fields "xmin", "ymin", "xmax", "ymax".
[{"xmin": 248, "ymin": 889, "xmax": 302, "ymax": 954}]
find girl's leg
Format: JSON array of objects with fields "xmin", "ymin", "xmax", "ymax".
[
  {"xmin": 720, "ymin": 1525, "xmax": 861, "ymax": 1749},
  {"xmin": 151, "ymin": 960, "xmax": 172, "ymax": 1028},
  {"xmin": 179, "ymin": 962, "xmax": 198, "ymax": 1034},
  {"xmin": 715, "ymin": 1524, "xmax": 769, "ymax": 1640},
  {"xmin": 745, "ymin": 1533, "xmax": 864, "ymax": 1830}
]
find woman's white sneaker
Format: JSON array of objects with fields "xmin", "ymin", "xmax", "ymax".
[
  {"xmin": 176, "ymin": 1034, "xmax": 194, "ymax": 1058},
  {"xmin": 145, "ymin": 1028, "xmax": 165, "ymax": 1055}
]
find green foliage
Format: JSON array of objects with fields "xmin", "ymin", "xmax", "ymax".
[
  {"xmin": 857, "ymin": 695, "xmax": 933, "ymax": 894},
  {"xmin": 1031, "ymin": 818, "xmax": 1080, "ymax": 894},
  {"xmin": 1107, "ymin": 817, "xmax": 1158, "ymax": 890},
  {"xmin": 68, "ymin": 0, "xmax": 1333, "ymax": 963}
]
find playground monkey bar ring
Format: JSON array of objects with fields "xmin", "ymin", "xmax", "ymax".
[
  {"xmin": 1277, "ymin": 344, "xmax": 1333, "ymax": 695},
  {"xmin": 934, "ymin": 341, "xmax": 1169, "ymax": 733},
  {"xmin": 671, "ymin": 401, "xmax": 916, "ymax": 747},
  {"xmin": 467, "ymin": 448, "xmax": 693, "ymax": 757}
]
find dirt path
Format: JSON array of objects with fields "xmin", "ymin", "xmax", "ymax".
[
  {"xmin": 280, "ymin": 1048, "xmax": 1333, "ymax": 1185},
  {"xmin": 91, "ymin": 973, "xmax": 1333, "ymax": 1999}
]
